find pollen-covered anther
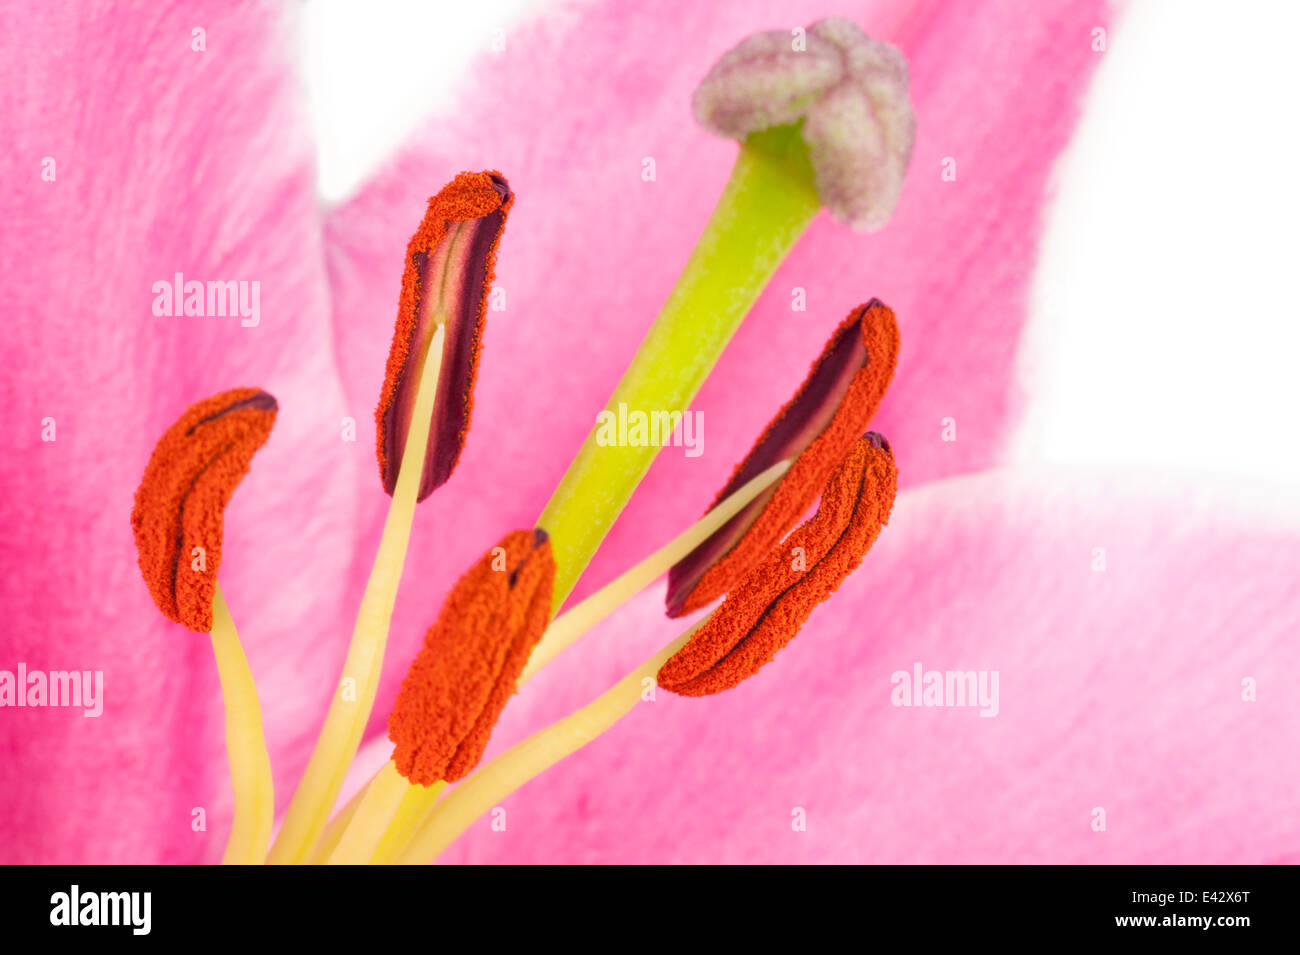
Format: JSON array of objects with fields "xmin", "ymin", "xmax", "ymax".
[
  {"xmin": 666, "ymin": 299, "xmax": 899, "ymax": 617},
  {"xmin": 375, "ymin": 170, "xmax": 513, "ymax": 501},
  {"xmin": 130, "ymin": 388, "xmax": 278, "ymax": 632},
  {"xmin": 387, "ymin": 528, "xmax": 555, "ymax": 785},
  {"xmin": 693, "ymin": 16, "xmax": 916, "ymax": 230},
  {"xmin": 658, "ymin": 433, "xmax": 897, "ymax": 697}
]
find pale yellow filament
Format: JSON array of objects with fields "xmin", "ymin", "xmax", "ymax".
[
  {"xmin": 210, "ymin": 584, "xmax": 274, "ymax": 865},
  {"xmin": 268, "ymin": 324, "xmax": 446, "ymax": 865}
]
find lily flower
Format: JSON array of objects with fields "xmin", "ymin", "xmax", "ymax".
[{"xmin": 9, "ymin": 0, "xmax": 1286, "ymax": 870}]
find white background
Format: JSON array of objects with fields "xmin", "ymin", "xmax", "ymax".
[{"xmin": 301, "ymin": 0, "xmax": 1300, "ymax": 485}]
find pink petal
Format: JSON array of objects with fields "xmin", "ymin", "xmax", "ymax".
[
  {"xmin": 437, "ymin": 469, "xmax": 1300, "ymax": 863},
  {"xmin": 0, "ymin": 2, "xmax": 356, "ymax": 862}
]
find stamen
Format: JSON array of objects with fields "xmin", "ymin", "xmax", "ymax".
[
  {"xmin": 269, "ymin": 322, "xmax": 448, "ymax": 865},
  {"xmin": 660, "ymin": 432, "xmax": 897, "ymax": 695},
  {"xmin": 130, "ymin": 388, "xmax": 277, "ymax": 632},
  {"xmin": 376, "ymin": 170, "xmax": 513, "ymax": 501},
  {"xmin": 388, "ymin": 529, "xmax": 555, "ymax": 786},
  {"xmin": 666, "ymin": 301, "xmax": 898, "ymax": 617},
  {"xmin": 130, "ymin": 391, "xmax": 277, "ymax": 863},
  {"xmin": 278, "ymin": 171, "xmax": 512, "ymax": 864}
]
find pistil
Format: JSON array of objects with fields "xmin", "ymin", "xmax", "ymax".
[{"xmin": 537, "ymin": 18, "xmax": 915, "ymax": 609}]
